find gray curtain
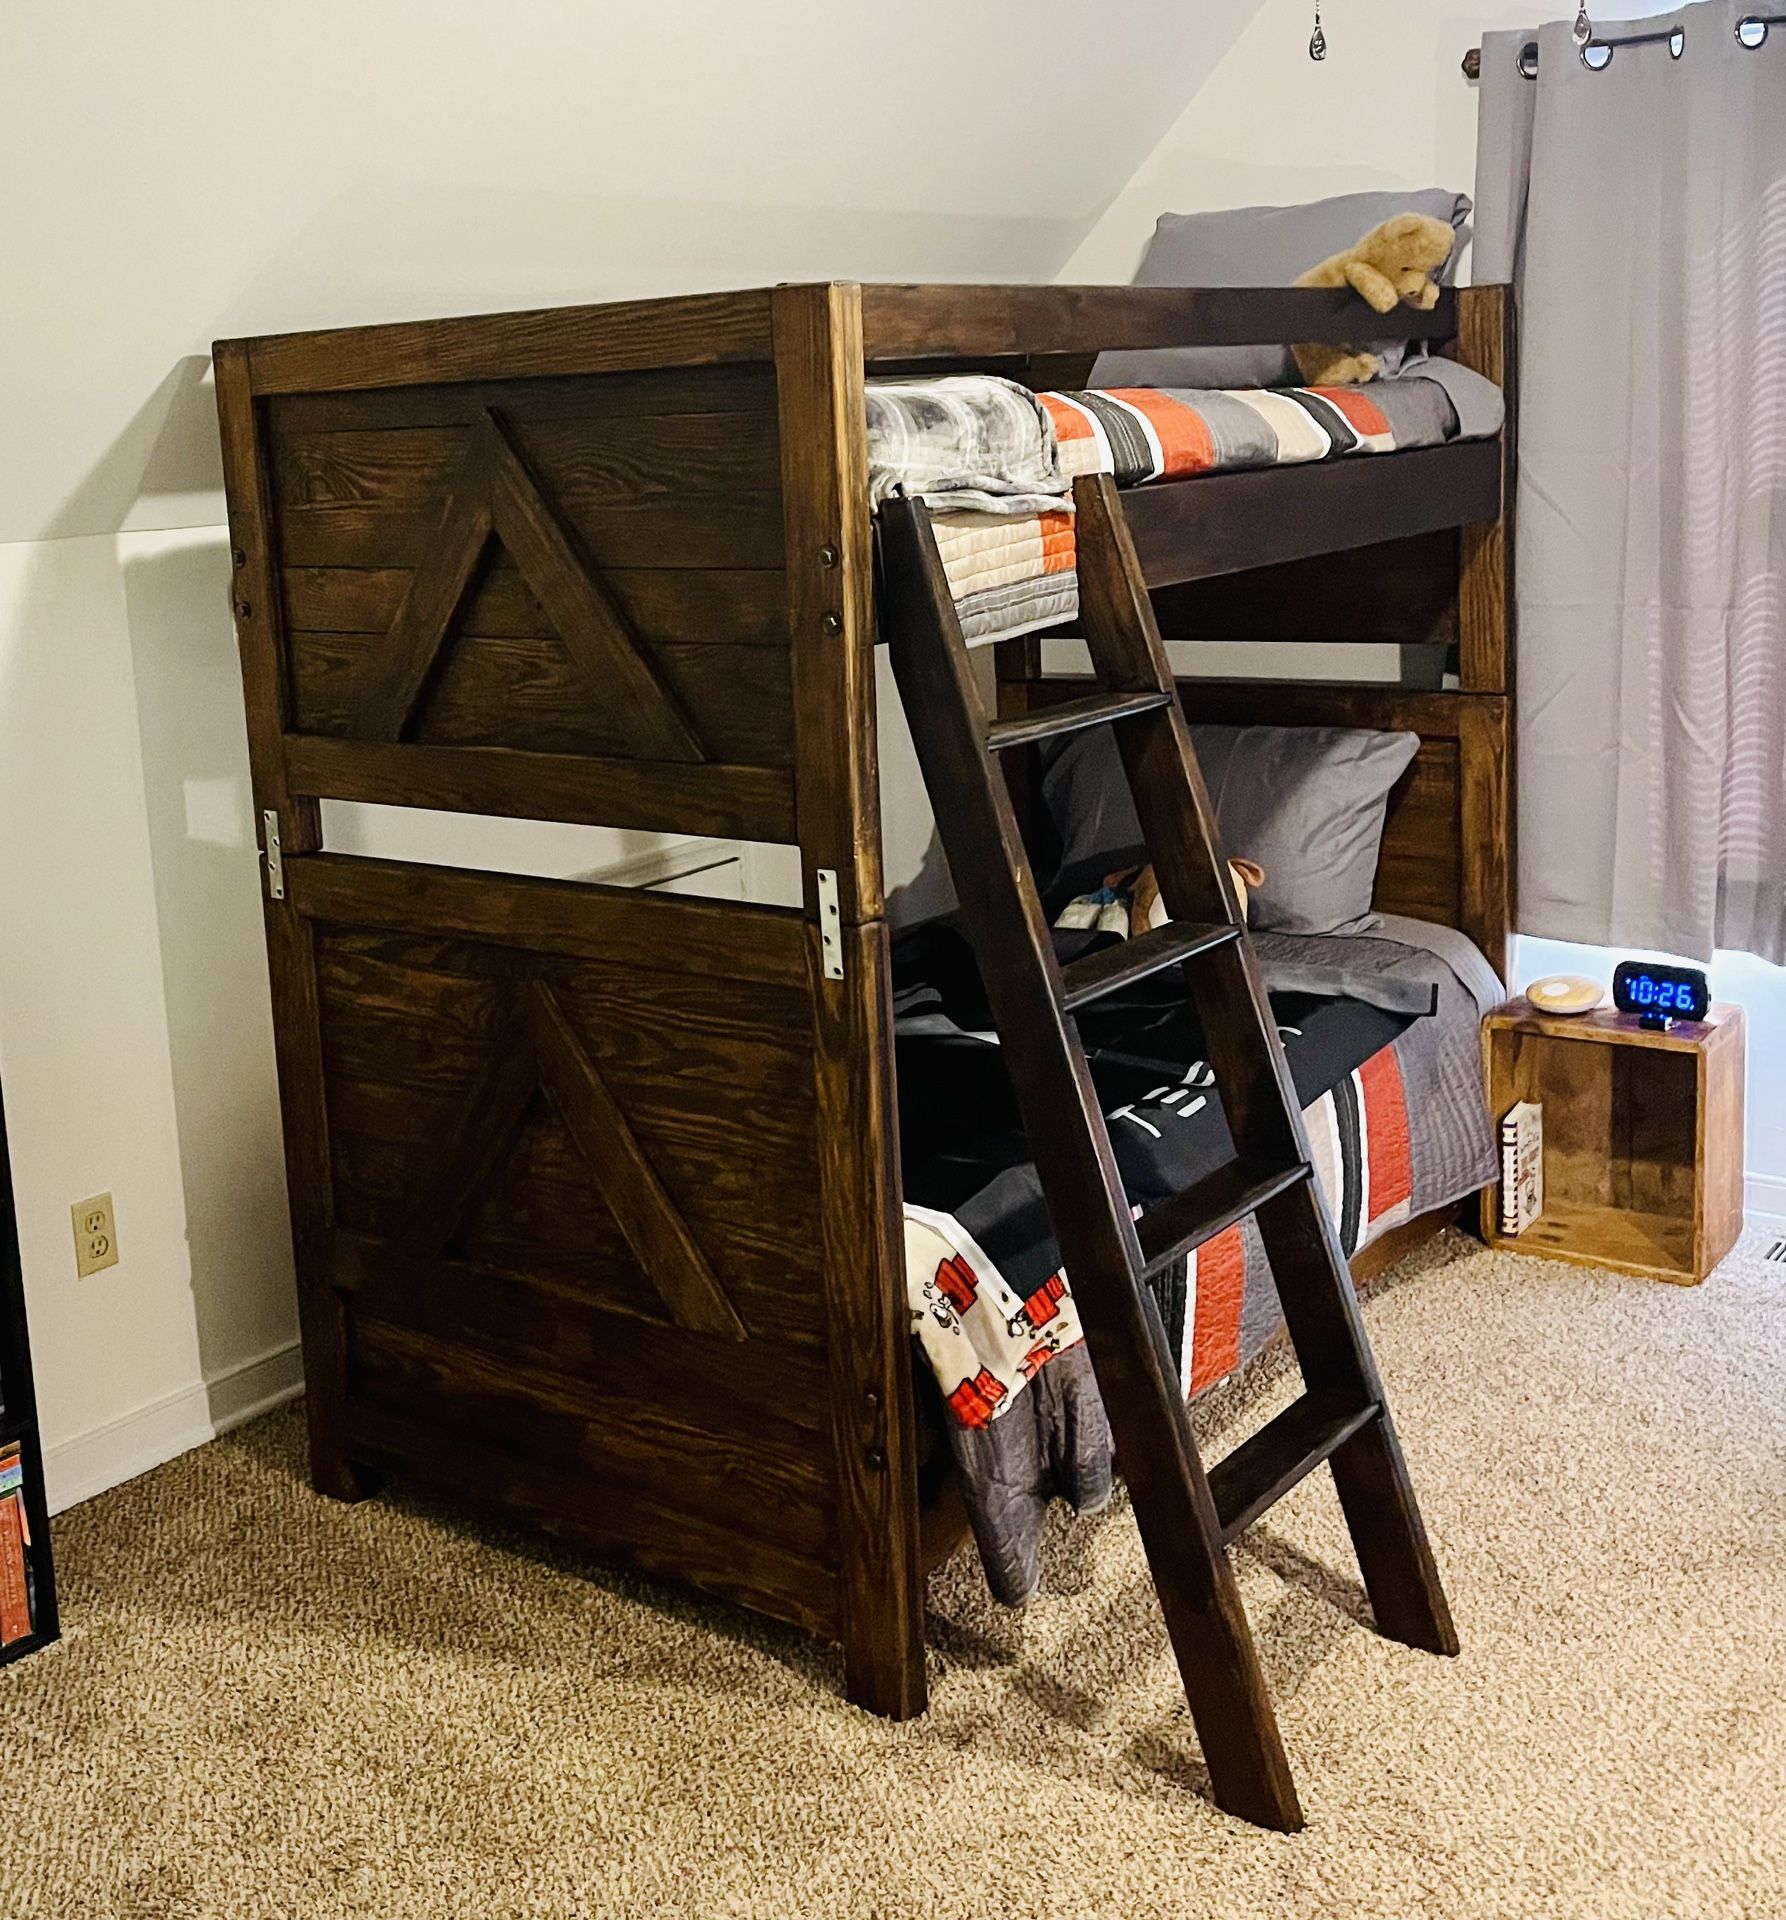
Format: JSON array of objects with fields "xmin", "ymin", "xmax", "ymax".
[{"xmin": 1475, "ymin": 2, "xmax": 1786, "ymax": 962}]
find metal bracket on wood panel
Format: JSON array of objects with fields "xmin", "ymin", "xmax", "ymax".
[
  {"xmin": 262, "ymin": 810, "xmax": 285, "ymax": 900},
  {"xmin": 817, "ymin": 869, "xmax": 844, "ymax": 980}
]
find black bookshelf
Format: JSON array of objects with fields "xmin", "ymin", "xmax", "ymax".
[{"xmin": 0, "ymin": 1080, "xmax": 57, "ymax": 1666}]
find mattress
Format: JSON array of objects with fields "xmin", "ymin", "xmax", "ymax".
[
  {"xmin": 866, "ymin": 360, "xmax": 1506, "ymax": 647},
  {"xmin": 895, "ymin": 912, "xmax": 1500, "ymax": 1604}
]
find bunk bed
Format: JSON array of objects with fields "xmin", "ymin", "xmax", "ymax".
[{"xmin": 214, "ymin": 279, "xmax": 1513, "ymax": 1818}]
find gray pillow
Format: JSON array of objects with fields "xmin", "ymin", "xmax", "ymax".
[
  {"xmin": 1040, "ymin": 721, "xmax": 1420, "ymax": 937},
  {"xmin": 1091, "ymin": 188, "xmax": 1472, "ymax": 392}
]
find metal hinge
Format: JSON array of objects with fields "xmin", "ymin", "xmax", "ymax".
[
  {"xmin": 817, "ymin": 869, "xmax": 844, "ymax": 980},
  {"xmin": 262, "ymin": 810, "xmax": 285, "ymax": 900}
]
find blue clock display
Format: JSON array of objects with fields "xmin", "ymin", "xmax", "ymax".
[{"xmin": 1611, "ymin": 960, "xmax": 1710, "ymax": 1024}]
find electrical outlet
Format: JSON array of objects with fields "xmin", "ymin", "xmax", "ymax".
[{"xmin": 72, "ymin": 1192, "xmax": 119, "ymax": 1277}]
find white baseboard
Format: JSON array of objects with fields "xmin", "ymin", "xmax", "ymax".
[
  {"xmin": 1746, "ymin": 1171, "xmax": 1786, "ymax": 1226},
  {"xmin": 42, "ymin": 1339, "xmax": 303, "ymax": 1516}
]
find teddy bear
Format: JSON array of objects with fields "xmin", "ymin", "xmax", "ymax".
[{"xmin": 1290, "ymin": 211, "xmax": 1456, "ymax": 387}]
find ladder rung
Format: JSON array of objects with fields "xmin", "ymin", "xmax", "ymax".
[
  {"xmin": 1059, "ymin": 918, "xmax": 1239, "ymax": 1011},
  {"xmin": 1209, "ymin": 1389, "xmax": 1380, "ymax": 1546},
  {"xmin": 986, "ymin": 689, "xmax": 1171, "ymax": 752},
  {"xmin": 1135, "ymin": 1157, "xmax": 1311, "ymax": 1278}
]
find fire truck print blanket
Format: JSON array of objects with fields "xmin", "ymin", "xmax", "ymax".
[{"xmin": 895, "ymin": 914, "xmax": 1499, "ymax": 1605}]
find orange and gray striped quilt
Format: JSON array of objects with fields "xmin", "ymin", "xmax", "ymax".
[
  {"xmin": 896, "ymin": 914, "xmax": 1499, "ymax": 1605},
  {"xmin": 865, "ymin": 372, "xmax": 1473, "ymax": 646}
]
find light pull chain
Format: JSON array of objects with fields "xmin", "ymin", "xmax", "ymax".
[
  {"xmin": 1573, "ymin": 5, "xmax": 1593, "ymax": 46},
  {"xmin": 1309, "ymin": 0, "xmax": 1327, "ymax": 60}
]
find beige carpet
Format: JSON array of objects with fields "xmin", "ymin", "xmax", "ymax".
[{"xmin": 4, "ymin": 1230, "xmax": 1784, "ymax": 1920}]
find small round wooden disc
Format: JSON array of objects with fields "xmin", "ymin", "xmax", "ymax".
[{"xmin": 1525, "ymin": 974, "xmax": 1604, "ymax": 1015}]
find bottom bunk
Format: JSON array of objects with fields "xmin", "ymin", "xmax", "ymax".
[{"xmin": 893, "ymin": 907, "xmax": 1499, "ymax": 1605}]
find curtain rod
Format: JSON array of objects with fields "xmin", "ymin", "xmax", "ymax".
[{"xmin": 1463, "ymin": 12, "xmax": 1782, "ymax": 78}]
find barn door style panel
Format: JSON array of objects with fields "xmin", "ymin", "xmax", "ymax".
[
  {"xmin": 265, "ymin": 360, "xmax": 798, "ymax": 843},
  {"xmin": 289, "ymin": 856, "xmax": 846, "ymax": 1634}
]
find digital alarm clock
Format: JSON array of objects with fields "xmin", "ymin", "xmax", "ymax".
[{"xmin": 1611, "ymin": 959, "xmax": 1710, "ymax": 1028}]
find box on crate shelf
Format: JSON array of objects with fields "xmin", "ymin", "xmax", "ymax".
[{"xmin": 1498, "ymin": 1100, "xmax": 1544, "ymax": 1236}]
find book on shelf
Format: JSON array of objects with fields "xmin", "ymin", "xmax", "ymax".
[
  {"xmin": 1498, "ymin": 1100, "xmax": 1544, "ymax": 1236},
  {"xmin": 0, "ymin": 1442, "xmax": 29, "ymax": 1647}
]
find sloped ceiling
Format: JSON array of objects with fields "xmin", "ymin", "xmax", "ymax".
[{"xmin": 0, "ymin": 0, "xmax": 1265, "ymax": 543}]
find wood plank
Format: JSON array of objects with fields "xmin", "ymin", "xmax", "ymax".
[
  {"xmin": 282, "ymin": 735, "xmax": 797, "ymax": 843},
  {"xmin": 312, "ymin": 939, "xmax": 827, "ymax": 1325},
  {"xmin": 214, "ymin": 342, "xmax": 369, "ymax": 1502},
  {"xmin": 528, "ymin": 982, "xmax": 747, "ymax": 1340},
  {"xmin": 1124, "ymin": 441, "xmax": 1502, "ymax": 589},
  {"xmin": 290, "ymin": 629, "xmax": 794, "ymax": 767},
  {"xmin": 272, "ymin": 410, "xmax": 781, "ymax": 510},
  {"xmin": 806, "ymin": 918, "xmax": 925, "ymax": 1719},
  {"xmin": 340, "ymin": 1400, "xmax": 841, "ymax": 1639},
  {"xmin": 1458, "ymin": 697, "xmax": 1512, "ymax": 977},
  {"xmin": 275, "ymin": 493, "xmax": 783, "ymax": 571},
  {"xmin": 1209, "ymin": 1390, "xmax": 1378, "ymax": 1545},
  {"xmin": 351, "ymin": 418, "xmax": 497, "ymax": 740},
  {"xmin": 267, "ymin": 363, "xmax": 778, "ymax": 434},
  {"xmin": 393, "ymin": 992, "xmax": 541, "ymax": 1260},
  {"xmin": 1699, "ymin": 1008, "xmax": 1747, "ymax": 1279},
  {"xmin": 351, "ymin": 1315, "xmax": 824, "ymax": 1547},
  {"xmin": 236, "ymin": 287, "xmax": 777, "ymax": 394},
  {"xmin": 282, "ymin": 563, "xmax": 789, "ymax": 648},
  {"xmin": 480, "ymin": 410, "xmax": 706, "ymax": 763},
  {"xmin": 313, "ymin": 932, "xmax": 815, "ymax": 1105},
  {"xmin": 1150, "ymin": 532, "xmax": 1461, "ymax": 649},
  {"xmin": 286, "ymin": 853, "xmax": 809, "ymax": 987},
  {"xmin": 326, "ymin": 1231, "xmax": 832, "ymax": 1431},
  {"xmin": 1164, "ymin": 679, "xmax": 1478, "ymax": 739},
  {"xmin": 773, "ymin": 282, "xmax": 884, "ymax": 925},
  {"xmin": 1450, "ymin": 286, "xmax": 1516, "ymax": 695},
  {"xmin": 328, "ymin": 1102, "xmax": 825, "ymax": 1329},
  {"xmin": 859, "ymin": 283, "xmax": 1459, "ymax": 362}
]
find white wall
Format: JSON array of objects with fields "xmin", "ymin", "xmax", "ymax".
[
  {"xmin": 0, "ymin": 0, "xmax": 1268, "ymax": 1508},
  {"xmin": 1061, "ymin": 0, "xmax": 1681, "ymax": 285}
]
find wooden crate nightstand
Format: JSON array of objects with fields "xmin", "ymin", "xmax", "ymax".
[{"xmin": 1480, "ymin": 1000, "xmax": 1746, "ymax": 1285}]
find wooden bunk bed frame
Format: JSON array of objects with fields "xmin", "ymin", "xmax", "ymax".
[{"xmin": 214, "ymin": 280, "xmax": 1513, "ymax": 1748}]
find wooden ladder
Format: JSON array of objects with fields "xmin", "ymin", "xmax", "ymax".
[{"xmin": 879, "ymin": 476, "xmax": 1457, "ymax": 1831}]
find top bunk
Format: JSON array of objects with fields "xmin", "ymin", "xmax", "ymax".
[
  {"xmin": 228, "ymin": 282, "xmax": 1507, "ymax": 598},
  {"xmin": 215, "ymin": 280, "xmax": 1512, "ymax": 938}
]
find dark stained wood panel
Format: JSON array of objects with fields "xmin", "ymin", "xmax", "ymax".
[
  {"xmin": 309, "ymin": 923, "xmax": 828, "ymax": 1334},
  {"xmin": 275, "ymin": 412, "xmax": 782, "ymax": 512},
  {"xmin": 350, "ymin": 1317, "xmax": 832, "ymax": 1559},
  {"xmin": 1448, "ymin": 286, "xmax": 1516, "ymax": 697},
  {"xmin": 341, "ymin": 1399, "xmax": 841, "ymax": 1639},
  {"xmin": 266, "ymin": 363, "xmax": 778, "ymax": 434},
  {"xmin": 327, "ymin": 1233, "xmax": 834, "ymax": 1435},
  {"xmin": 237, "ymin": 287, "xmax": 777, "ymax": 395},
  {"xmin": 284, "ymin": 735, "xmax": 796, "ymax": 842},
  {"xmin": 289, "ymin": 628, "xmax": 794, "ymax": 766},
  {"xmin": 284, "ymin": 854, "xmax": 808, "ymax": 987},
  {"xmin": 274, "ymin": 493, "xmax": 783, "ymax": 572},
  {"xmin": 282, "ymin": 562, "xmax": 789, "ymax": 649},
  {"xmin": 1150, "ymin": 531, "xmax": 1461, "ymax": 649},
  {"xmin": 1124, "ymin": 441, "xmax": 1502, "ymax": 589},
  {"xmin": 859, "ymin": 284, "xmax": 1459, "ymax": 362}
]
